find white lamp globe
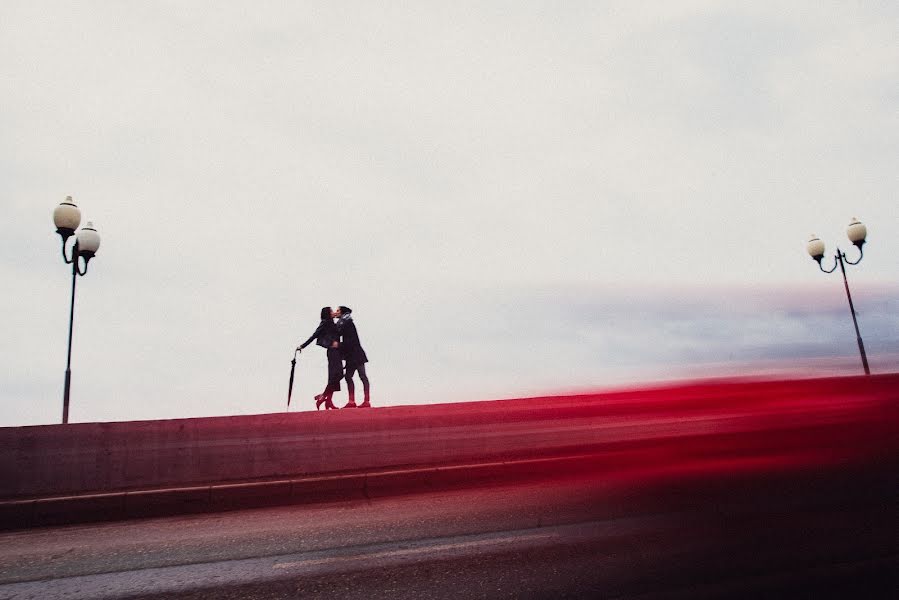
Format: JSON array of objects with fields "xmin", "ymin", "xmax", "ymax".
[
  {"xmin": 806, "ymin": 235, "xmax": 825, "ymax": 261},
  {"xmin": 847, "ymin": 218, "xmax": 867, "ymax": 247},
  {"xmin": 53, "ymin": 196, "xmax": 81, "ymax": 235},
  {"xmin": 76, "ymin": 221, "xmax": 101, "ymax": 257}
]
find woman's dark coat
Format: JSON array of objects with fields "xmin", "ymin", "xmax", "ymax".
[
  {"xmin": 300, "ymin": 319, "xmax": 343, "ymax": 390},
  {"xmin": 300, "ymin": 319, "xmax": 339, "ymax": 350}
]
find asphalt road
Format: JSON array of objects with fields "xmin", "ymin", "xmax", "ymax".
[{"xmin": 0, "ymin": 453, "xmax": 896, "ymax": 599}]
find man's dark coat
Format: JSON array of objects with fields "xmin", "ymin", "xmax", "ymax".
[{"xmin": 338, "ymin": 316, "xmax": 368, "ymax": 366}]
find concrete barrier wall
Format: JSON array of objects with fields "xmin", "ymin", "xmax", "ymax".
[{"xmin": 2, "ymin": 374, "xmax": 897, "ymax": 499}]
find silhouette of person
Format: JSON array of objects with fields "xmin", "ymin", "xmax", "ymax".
[
  {"xmin": 297, "ymin": 307, "xmax": 341, "ymax": 410},
  {"xmin": 335, "ymin": 306, "xmax": 370, "ymax": 408}
]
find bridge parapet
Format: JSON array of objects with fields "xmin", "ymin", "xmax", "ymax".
[{"xmin": 2, "ymin": 374, "xmax": 897, "ymax": 501}]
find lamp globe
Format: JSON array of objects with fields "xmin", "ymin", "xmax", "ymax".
[
  {"xmin": 53, "ymin": 196, "xmax": 81, "ymax": 238},
  {"xmin": 806, "ymin": 235, "xmax": 825, "ymax": 262},
  {"xmin": 76, "ymin": 222, "xmax": 101, "ymax": 259},
  {"xmin": 847, "ymin": 218, "xmax": 867, "ymax": 248}
]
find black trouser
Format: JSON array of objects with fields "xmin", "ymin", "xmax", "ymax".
[{"xmin": 344, "ymin": 362, "xmax": 370, "ymax": 404}]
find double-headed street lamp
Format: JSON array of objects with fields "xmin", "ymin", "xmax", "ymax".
[
  {"xmin": 53, "ymin": 196, "xmax": 102, "ymax": 424},
  {"xmin": 806, "ymin": 218, "xmax": 870, "ymax": 375}
]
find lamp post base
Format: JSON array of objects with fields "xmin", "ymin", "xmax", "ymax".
[
  {"xmin": 856, "ymin": 337, "xmax": 871, "ymax": 376},
  {"xmin": 63, "ymin": 369, "xmax": 71, "ymax": 424}
]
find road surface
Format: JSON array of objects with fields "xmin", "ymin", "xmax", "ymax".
[{"xmin": 0, "ymin": 450, "xmax": 895, "ymax": 599}]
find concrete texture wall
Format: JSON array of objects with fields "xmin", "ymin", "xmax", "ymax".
[{"xmin": 2, "ymin": 374, "xmax": 897, "ymax": 499}]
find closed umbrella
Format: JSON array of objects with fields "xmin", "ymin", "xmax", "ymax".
[{"xmin": 287, "ymin": 349, "xmax": 298, "ymax": 409}]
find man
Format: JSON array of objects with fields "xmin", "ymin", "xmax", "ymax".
[{"xmin": 335, "ymin": 306, "xmax": 370, "ymax": 408}]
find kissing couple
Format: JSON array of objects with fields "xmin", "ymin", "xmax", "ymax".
[{"xmin": 297, "ymin": 306, "xmax": 371, "ymax": 410}]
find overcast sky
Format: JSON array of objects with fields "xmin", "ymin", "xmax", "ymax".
[{"xmin": 2, "ymin": 1, "xmax": 897, "ymax": 426}]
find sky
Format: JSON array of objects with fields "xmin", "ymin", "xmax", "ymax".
[{"xmin": 1, "ymin": 1, "xmax": 897, "ymax": 426}]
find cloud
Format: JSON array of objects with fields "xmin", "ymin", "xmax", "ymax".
[{"xmin": 1, "ymin": 2, "xmax": 897, "ymax": 424}]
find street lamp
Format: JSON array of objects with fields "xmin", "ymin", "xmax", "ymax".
[
  {"xmin": 53, "ymin": 196, "xmax": 102, "ymax": 423},
  {"xmin": 806, "ymin": 218, "xmax": 869, "ymax": 375}
]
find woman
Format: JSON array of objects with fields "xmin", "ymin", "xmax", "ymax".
[{"xmin": 297, "ymin": 307, "xmax": 342, "ymax": 410}]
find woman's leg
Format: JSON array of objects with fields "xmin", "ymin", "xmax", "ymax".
[
  {"xmin": 324, "ymin": 385, "xmax": 338, "ymax": 409},
  {"xmin": 316, "ymin": 382, "xmax": 333, "ymax": 410}
]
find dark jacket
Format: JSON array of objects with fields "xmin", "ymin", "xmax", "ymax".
[
  {"xmin": 300, "ymin": 319, "xmax": 339, "ymax": 350},
  {"xmin": 337, "ymin": 315, "xmax": 368, "ymax": 366}
]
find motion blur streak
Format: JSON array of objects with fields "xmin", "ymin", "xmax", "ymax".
[
  {"xmin": 0, "ymin": 374, "xmax": 896, "ymax": 598},
  {"xmin": 554, "ymin": 373, "xmax": 899, "ymax": 473}
]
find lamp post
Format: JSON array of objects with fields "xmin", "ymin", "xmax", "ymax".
[
  {"xmin": 806, "ymin": 218, "xmax": 869, "ymax": 375},
  {"xmin": 53, "ymin": 196, "xmax": 101, "ymax": 423}
]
